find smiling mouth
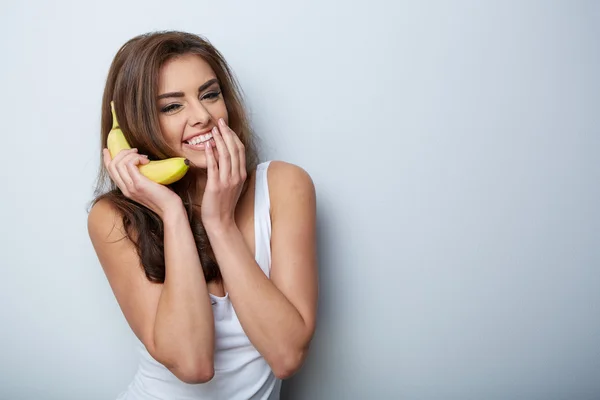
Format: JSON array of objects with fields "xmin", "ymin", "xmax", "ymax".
[
  {"xmin": 185, "ymin": 132, "xmax": 213, "ymax": 145},
  {"xmin": 184, "ymin": 133, "xmax": 217, "ymax": 151}
]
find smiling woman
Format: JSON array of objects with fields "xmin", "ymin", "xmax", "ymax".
[
  {"xmin": 157, "ymin": 57, "xmax": 224, "ymax": 159},
  {"xmin": 87, "ymin": 31, "xmax": 318, "ymax": 400}
]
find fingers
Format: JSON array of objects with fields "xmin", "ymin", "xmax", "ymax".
[
  {"xmin": 232, "ymin": 130, "xmax": 247, "ymax": 181},
  {"xmin": 211, "ymin": 125, "xmax": 230, "ymax": 182},
  {"xmin": 218, "ymin": 118, "xmax": 240, "ymax": 182},
  {"xmin": 104, "ymin": 148, "xmax": 149, "ymax": 197},
  {"xmin": 216, "ymin": 118, "xmax": 247, "ymax": 182},
  {"xmin": 106, "ymin": 148, "xmax": 135, "ymax": 191},
  {"xmin": 205, "ymin": 140, "xmax": 218, "ymax": 190},
  {"xmin": 238, "ymin": 142, "xmax": 247, "ymax": 181},
  {"xmin": 115, "ymin": 152, "xmax": 142, "ymax": 195},
  {"xmin": 102, "ymin": 148, "xmax": 111, "ymax": 170},
  {"xmin": 125, "ymin": 154, "xmax": 150, "ymax": 187}
]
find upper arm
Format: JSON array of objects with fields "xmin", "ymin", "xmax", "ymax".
[
  {"xmin": 87, "ymin": 199, "xmax": 163, "ymax": 358},
  {"xmin": 268, "ymin": 161, "xmax": 318, "ymax": 337}
]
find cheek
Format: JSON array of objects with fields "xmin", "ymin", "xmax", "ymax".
[
  {"xmin": 211, "ymin": 101, "xmax": 229, "ymax": 122},
  {"xmin": 159, "ymin": 116, "xmax": 186, "ymax": 143}
]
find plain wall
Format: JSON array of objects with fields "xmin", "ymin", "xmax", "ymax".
[{"xmin": 1, "ymin": 1, "xmax": 599, "ymax": 399}]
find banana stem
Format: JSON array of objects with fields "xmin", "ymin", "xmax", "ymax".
[{"xmin": 110, "ymin": 101, "xmax": 119, "ymax": 129}]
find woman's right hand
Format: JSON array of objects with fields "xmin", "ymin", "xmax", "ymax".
[{"xmin": 103, "ymin": 148, "xmax": 183, "ymax": 219}]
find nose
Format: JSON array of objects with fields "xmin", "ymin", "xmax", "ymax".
[{"xmin": 187, "ymin": 100, "xmax": 212, "ymax": 127}]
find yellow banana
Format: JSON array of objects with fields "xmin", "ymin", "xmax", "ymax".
[{"xmin": 107, "ymin": 101, "xmax": 189, "ymax": 185}]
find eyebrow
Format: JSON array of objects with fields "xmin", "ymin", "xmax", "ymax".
[{"xmin": 157, "ymin": 78, "xmax": 220, "ymax": 100}]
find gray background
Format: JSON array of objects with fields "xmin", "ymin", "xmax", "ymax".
[{"xmin": 0, "ymin": 1, "xmax": 598, "ymax": 399}]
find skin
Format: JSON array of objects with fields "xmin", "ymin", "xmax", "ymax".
[
  {"xmin": 156, "ymin": 53, "xmax": 228, "ymax": 171},
  {"xmin": 89, "ymin": 53, "xmax": 318, "ymax": 383}
]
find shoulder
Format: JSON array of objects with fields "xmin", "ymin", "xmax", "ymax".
[
  {"xmin": 264, "ymin": 160, "xmax": 316, "ymax": 215},
  {"xmin": 87, "ymin": 197, "xmax": 127, "ymax": 243},
  {"xmin": 265, "ymin": 161, "xmax": 315, "ymax": 199}
]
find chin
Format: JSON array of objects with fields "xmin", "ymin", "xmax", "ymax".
[{"xmin": 186, "ymin": 156, "xmax": 208, "ymax": 170}]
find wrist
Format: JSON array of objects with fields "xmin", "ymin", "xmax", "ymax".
[
  {"xmin": 159, "ymin": 199, "xmax": 187, "ymax": 224},
  {"xmin": 204, "ymin": 219, "xmax": 239, "ymax": 238}
]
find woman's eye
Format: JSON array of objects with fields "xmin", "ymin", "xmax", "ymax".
[
  {"xmin": 161, "ymin": 104, "xmax": 181, "ymax": 113},
  {"xmin": 202, "ymin": 91, "xmax": 221, "ymax": 101}
]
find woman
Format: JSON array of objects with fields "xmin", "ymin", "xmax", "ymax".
[{"xmin": 87, "ymin": 30, "xmax": 318, "ymax": 400}]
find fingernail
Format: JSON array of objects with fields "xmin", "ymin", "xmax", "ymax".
[
  {"xmin": 213, "ymin": 126, "xmax": 218, "ymax": 134},
  {"xmin": 219, "ymin": 118, "xmax": 225, "ymax": 126},
  {"xmin": 141, "ymin": 154, "xmax": 148, "ymax": 158}
]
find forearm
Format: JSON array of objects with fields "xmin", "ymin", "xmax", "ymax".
[
  {"xmin": 153, "ymin": 205, "xmax": 215, "ymax": 374},
  {"xmin": 207, "ymin": 224, "xmax": 310, "ymax": 372}
]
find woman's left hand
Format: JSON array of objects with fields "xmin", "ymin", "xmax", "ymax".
[{"xmin": 201, "ymin": 118, "xmax": 247, "ymax": 231}]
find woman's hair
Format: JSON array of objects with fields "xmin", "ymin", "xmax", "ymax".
[{"xmin": 89, "ymin": 30, "xmax": 259, "ymax": 284}]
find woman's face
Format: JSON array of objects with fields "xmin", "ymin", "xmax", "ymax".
[{"xmin": 156, "ymin": 53, "xmax": 228, "ymax": 168}]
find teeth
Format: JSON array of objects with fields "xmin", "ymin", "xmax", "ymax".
[{"xmin": 187, "ymin": 133, "xmax": 213, "ymax": 145}]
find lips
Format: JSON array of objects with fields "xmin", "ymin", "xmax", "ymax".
[
  {"xmin": 185, "ymin": 131, "xmax": 213, "ymax": 145},
  {"xmin": 183, "ymin": 137, "xmax": 217, "ymax": 151}
]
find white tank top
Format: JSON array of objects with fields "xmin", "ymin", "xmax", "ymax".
[{"xmin": 116, "ymin": 161, "xmax": 281, "ymax": 400}]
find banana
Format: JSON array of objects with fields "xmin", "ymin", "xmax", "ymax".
[{"xmin": 107, "ymin": 101, "xmax": 189, "ymax": 185}]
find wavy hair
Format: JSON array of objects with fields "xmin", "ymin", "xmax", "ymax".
[{"xmin": 89, "ymin": 31, "xmax": 259, "ymax": 283}]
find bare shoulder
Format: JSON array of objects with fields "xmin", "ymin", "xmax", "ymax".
[
  {"xmin": 87, "ymin": 197, "xmax": 127, "ymax": 243},
  {"xmin": 266, "ymin": 160, "xmax": 316, "ymax": 211},
  {"xmin": 87, "ymin": 197, "xmax": 163, "ymax": 359},
  {"xmin": 87, "ymin": 197, "xmax": 145, "ymax": 282}
]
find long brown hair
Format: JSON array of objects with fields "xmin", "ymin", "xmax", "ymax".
[{"xmin": 89, "ymin": 31, "xmax": 260, "ymax": 284}]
